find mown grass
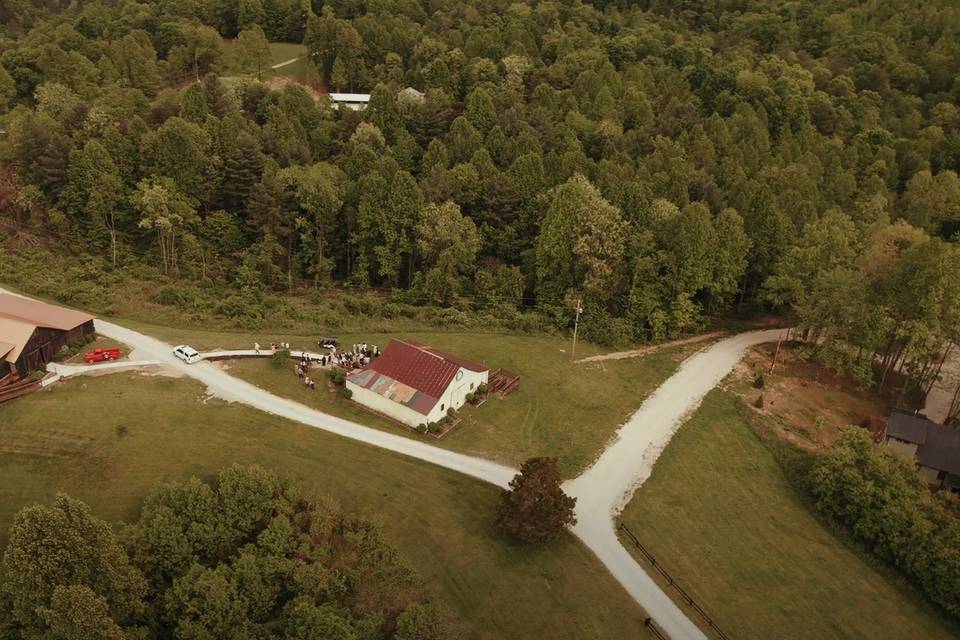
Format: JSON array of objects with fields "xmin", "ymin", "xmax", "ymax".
[
  {"xmin": 118, "ymin": 321, "xmax": 704, "ymax": 476},
  {"xmin": 619, "ymin": 391, "xmax": 959, "ymax": 640},
  {"xmin": 0, "ymin": 374, "xmax": 652, "ymax": 640}
]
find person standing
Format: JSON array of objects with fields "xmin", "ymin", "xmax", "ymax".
[{"xmin": 254, "ymin": 342, "xmax": 261, "ymax": 355}]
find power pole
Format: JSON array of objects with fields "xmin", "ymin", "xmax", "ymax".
[{"xmin": 571, "ymin": 298, "xmax": 583, "ymax": 362}]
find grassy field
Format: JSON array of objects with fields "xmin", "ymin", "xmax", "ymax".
[
  {"xmin": 619, "ymin": 391, "xmax": 959, "ymax": 640},
  {"xmin": 0, "ymin": 373, "xmax": 652, "ymax": 640},
  {"xmin": 117, "ymin": 321, "xmax": 704, "ymax": 476}
]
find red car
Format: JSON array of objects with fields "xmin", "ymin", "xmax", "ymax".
[{"xmin": 83, "ymin": 347, "xmax": 122, "ymax": 363}]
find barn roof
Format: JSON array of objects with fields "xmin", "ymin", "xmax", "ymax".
[
  {"xmin": 0, "ymin": 317, "xmax": 38, "ymax": 363},
  {"xmin": 0, "ymin": 293, "xmax": 94, "ymax": 331},
  {"xmin": 0, "ymin": 340, "xmax": 15, "ymax": 362},
  {"xmin": 346, "ymin": 339, "xmax": 488, "ymax": 416}
]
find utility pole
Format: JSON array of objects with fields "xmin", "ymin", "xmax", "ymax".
[{"xmin": 571, "ymin": 298, "xmax": 583, "ymax": 362}]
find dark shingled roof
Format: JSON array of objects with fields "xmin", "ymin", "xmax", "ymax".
[
  {"xmin": 917, "ymin": 425, "xmax": 960, "ymax": 476},
  {"xmin": 885, "ymin": 413, "xmax": 930, "ymax": 445},
  {"xmin": 886, "ymin": 413, "xmax": 960, "ymax": 476}
]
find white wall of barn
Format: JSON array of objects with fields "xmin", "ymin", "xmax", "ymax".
[{"xmin": 347, "ymin": 367, "xmax": 489, "ymax": 427}]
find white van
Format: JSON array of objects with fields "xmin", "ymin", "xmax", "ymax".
[{"xmin": 173, "ymin": 345, "xmax": 201, "ymax": 364}]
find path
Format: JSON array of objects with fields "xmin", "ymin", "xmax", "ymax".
[
  {"xmin": 271, "ymin": 57, "xmax": 300, "ymax": 69},
  {"xmin": 575, "ymin": 331, "xmax": 726, "ymax": 364},
  {"xmin": 2, "ymin": 288, "xmax": 788, "ymax": 639},
  {"xmin": 564, "ymin": 328, "xmax": 787, "ymax": 639}
]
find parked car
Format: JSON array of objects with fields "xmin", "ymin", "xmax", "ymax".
[
  {"xmin": 83, "ymin": 347, "xmax": 122, "ymax": 363},
  {"xmin": 173, "ymin": 345, "xmax": 201, "ymax": 364},
  {"xmin": 318, "ymin": 336, "xmax": 339, "ymax": 349}
]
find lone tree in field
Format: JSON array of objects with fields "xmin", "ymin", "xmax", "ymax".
[{"xmin": 496, "ymin": 457, "xmax": 576, "ymax": 544}]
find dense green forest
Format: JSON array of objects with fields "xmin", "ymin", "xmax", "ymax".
[
  {"xmin": 0, "ymin": 465, "xmax": 454, "ymax": 639},
  {"xmin": 0, "ymin": 0, "xmax": 959, "ymax": 399}
]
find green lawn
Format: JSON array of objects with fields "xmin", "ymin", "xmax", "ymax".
[
  {"xmin": 619, "ymin": 391, "xmax": 959, "ymax": 640},
  {"xmin": 117, "ymin": 321, "xmax": 702, "ymax": 476},
  {"xmin": 0, "ymin": 374, "xmax": 652, "ymax": 640}
]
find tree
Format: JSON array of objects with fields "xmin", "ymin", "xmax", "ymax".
[
  {"xmin": 0, "ymin": 62, "xmax": 17, "ymax": 112},
  {"xmin": 236, "ymin": 25, "xmax": 271, "ymax": 80},
  {"xmin": 536, "ymin": 175, "xmax": 626, "ymax": 313},
  {"xmin": 133, "ymin": 177, "xmax": 198, "ymax": 275},
  {"xmin": 0, "ymin": 495, "xmax": 146, "ymax": 635},
  {"xmin": 415, "ymin": 201, "xmax": 481, "ymax": 304},
  {"xmin": 40, "ymin": 585, "xmax": 128, "ymax": 640},
  {"xmin": 496, "ymin": 457, "xmax": 576, "ymax": 544},
  {"xmin": 62, "ymin": 139, "xmax": 125, "ymax": 266},
  {"xmin": 276, "ymin": 163, "xmax": 345, "ymax": 284},
  {"xmin": 901, "ymin": 169, "xmax": 960, "ymax": 234}
]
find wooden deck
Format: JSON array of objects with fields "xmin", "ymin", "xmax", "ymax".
[{"xmin": 487, "ymin": 368, "xmax": 520, "ymax": 398}]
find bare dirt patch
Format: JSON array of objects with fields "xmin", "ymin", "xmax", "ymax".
[{"xmin": 733, "ymin": 342, "xmax": 889, "ymax": 450}]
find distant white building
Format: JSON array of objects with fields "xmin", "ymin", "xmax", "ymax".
[
  {"xmin": 328, "ymin": 93, "xmax": 371, "ymax": 111},
  {"xmin": 397, "ymin": 87, "xmax": 425, "ymax": 104},
  {"xmin": 346, "ymin": 339, "xmax": 488, "ymax": 427}
]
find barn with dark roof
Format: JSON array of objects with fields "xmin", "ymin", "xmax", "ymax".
[{"xmin": 346, "ymin": 339, "xmax": 488, "ymax": 427}]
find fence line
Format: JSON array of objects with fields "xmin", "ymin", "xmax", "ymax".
[
  {"xmin": 619, "ymin": 522, "xmax": 733, "ymax": 640},
  {"xmin": 644, "ymin": 616, "xmax": 669, "ymax": 640}
]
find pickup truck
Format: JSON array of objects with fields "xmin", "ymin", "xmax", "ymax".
[{"xmin": 84, "ymin": 347, "xmax": 122, "ymax": 363}]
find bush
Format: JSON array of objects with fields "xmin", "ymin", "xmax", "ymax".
[
  {"xmin": 115, "ymin": 424, "xmax": 129, "ymax": 438},
  {"xmin": 270, "ymin": 349, "xmax": 290, "ymax": 369},
  {"xmin": 809, "ymin": 430, "xmax": 960, "ymax": 617},
  {"xmin": 415, "ymin": 424, "xmax": 428, "ymax": 434},
  {"xmin": 476, "ymin": 383, "xmax": 487, "ymax": 395},
  {"xmin": 465, "ymin": 392, "xmax": 475, "ymax": 404},
  {"xmin": 446, "ymin": 408, "xmax": 456, "ymax": 418},
  {"xmin": 328, "ymin": 368, "xmax": 346, "ymax": 385},
  {"xmin": 754, "ymin": 394, "xmax": 764, "ymax": 408},
  {"xmin": 753, "ymin": 373, "xmax": 765, "ymax": 389},
  {"xmin": 427, "ymin": 423, "xmax": 442, "ymax": 434},
  {"xmin": 336, "ymin": 386, "xmax": 352, "ymax": 399}
]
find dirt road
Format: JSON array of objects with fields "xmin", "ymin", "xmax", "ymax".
[{"xmin": 2, "ymin": 286, "xmax": 787, "ymax": 640}]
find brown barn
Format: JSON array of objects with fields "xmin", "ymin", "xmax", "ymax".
[{"xmin": 0, "ymin": 294, "xmax": 94, "ymax": 376}]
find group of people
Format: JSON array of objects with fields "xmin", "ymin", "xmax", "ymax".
[{"xmin": 333, "ymin": 344, "xmax": 376, "ymax": 370}]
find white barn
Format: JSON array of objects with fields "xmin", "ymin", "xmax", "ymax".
[
  {"xmin": 328, "ymin": 93, "xmax": 371, "ymax": 111},
  {"xmin": 346, "ymin": 339, "xmax": 488, "ymax": 427}
]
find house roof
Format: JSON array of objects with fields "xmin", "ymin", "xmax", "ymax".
[
  {"xmin": 0, "ymin": 293, "xmax": 94, "ymax": 331},
  {"xmin": 887, "ymin": 412, "xmax": 960, "ymax": 475},
  {"xmin": 346, "ymin": 339, "xmax": 488, "ymax": 416},
  {"xmin": 885, "ymin": 412, "xmax": 930, "ymax": 445},
  {"xmin": 917, "ymin": 424, "xmax": 960, "ymax": 476},
  {"xmin": 0, "ymin": 316, "xmax": 39, "ymax": 363}
]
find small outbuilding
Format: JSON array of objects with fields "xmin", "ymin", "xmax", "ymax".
[
  {"xmin": 346, "ymin": 339, "xmax": 488, "ymax": 428},
  {"xmin": 328, "ymin": 93, "xmax": 371, "ymax": 111},
  {"xmin": 0, "ymin": 294, "xmax": 94, "ymax": 376}
]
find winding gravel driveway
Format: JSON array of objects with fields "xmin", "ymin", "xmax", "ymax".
[{"xmin": 4, "ymin": 286, "xmax": 787, "ymax": 640}]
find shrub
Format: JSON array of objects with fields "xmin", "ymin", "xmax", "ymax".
[
  {"xmin": 465, "ymin": 392, "xmax": 475, "ymax": 404},
  {"xmin": 328, "ymin": 368, "xmax": 346, "ymax": 385},
  {"xmin": 809, "ymin": 430, "xmax": 960, "ymax": 617},
  {"xmin": 476, "ymin": 383, "xmax": 487, "ymax": 395},
  {"xmin": 753, "ymin": 373, "xmax": 765, "ymax": 389},
  {"xmin": 336, "ymin": 387, "xmax": 352, "ymax": 400},
  {"xmin": 115, "ymin": 424, "xmax": 129, "ymax": 438},
  {"xmin": 754, "ymin": 394, "xmax": 764, "ymax": 408},
  {"xmin": 427, "ymin": 423, "xmax": 442, "ymax": 434},
  {"xmin": 270, "ymin": 349, "xmax": 290, "ymax": 369},
  {"xmin": 446, "ymin": 408, "xmax": 456, "ymax": 418},
  {"xmin": 415, "ymin": 424, "xmax": 428, "ymax": 434}
]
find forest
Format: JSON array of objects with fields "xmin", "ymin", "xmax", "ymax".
[{"xmin": 0, "ymin": 0, "xmax": 959, "ymax": 407}]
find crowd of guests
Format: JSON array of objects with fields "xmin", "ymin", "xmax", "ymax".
[{"xmin": 261, "ymin": 339, "xmax": 381, "ymax": 392}]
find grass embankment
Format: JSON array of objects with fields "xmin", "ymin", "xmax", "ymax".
[
  {"xmin": 619, "ymin": 391, "xmax": 959, "ymax": 640},
  {"xmin": 0, "ymin": 374, "xmax": 651, "ymax": 640},
  {"xmin": 119, "ymin": 322, "xmax": 703, "ymax": 476}
]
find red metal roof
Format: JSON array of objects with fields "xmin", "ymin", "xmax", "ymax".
[
  {"xmin": 404, "ymin": 339, "xmax": 487, "ymax": 372},
  {"xmin": 363, "ymin": 339, "xmax": 461, "ymax": 398}
]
